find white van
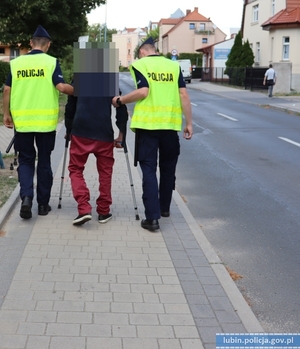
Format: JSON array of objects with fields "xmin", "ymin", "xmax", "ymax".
[{"xmin": 177, "ymin": 59, "xmax": 192, "ymax": 83}]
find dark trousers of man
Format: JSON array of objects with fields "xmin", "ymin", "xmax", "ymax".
[
  {"xmin": 68, "ymin": 135, "xmax": 114, "ymax": 216},
  {"xmin": 137, "ymin": 129, "xmax": 180, "ymax": 220},
  {"xmin": 14, "ymin": 131, "xmax": 56, "ymax": 205}
]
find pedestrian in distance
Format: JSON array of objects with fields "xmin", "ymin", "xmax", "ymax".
[
  {"xmin": 112, "ymin": 36, "xmax": 193, "ymax": 232},
  {"xmin": 263, "ymin": 64, "xmax": 276, "ymax": 98},
  {"xmin": 2, "ymin": 25, "xmax": 74, "ymax": 220},
  {"xmin": 64, "ymin": 88, "xmax": 128, "ymax": 226}
]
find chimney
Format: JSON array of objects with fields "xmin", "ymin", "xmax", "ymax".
[
  {"xmin": 186, "ymin": 9, "xmax": 191, "ymax": 15},
  {"xmin": 194, "ymin": 7, "xmax": 198, "ymax": 12},
  {"xmin": 286, "ymin": 0, "xmax": 298, "ymax": 12}
]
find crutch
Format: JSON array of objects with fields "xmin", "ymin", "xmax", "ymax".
[
  {"xmin": 6, "ymin": 131, "xmax": 18, "ymax": 167},
  {"xmin": 6, "ymin": 133, "xmax": 16, "ymax": 154},
  {"xmin": 58, "ymin": 133, "xmax": 70, "ymax": 209},
  {"xmin": 116, "ymin": 105, "xmax": 140, "ymax": 220},
  {"xmin": 123, "ymin": 131, "xmax": 140, "ymax": 220}
]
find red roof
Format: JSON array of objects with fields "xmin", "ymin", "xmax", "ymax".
[
  {"xmin": 158, "ymin": 18, "xmax": 181, "ymax": 26},
  {"xmin": 262, "ymin": 6, "xmax": 300, "ymax": 28},
  {"xmin": 162, "ymin": 8, "xmax": 210, "ymax": 38},
  {"xmin": 124, "ymin": 27, "xmax": 147, "ymax": 32}
]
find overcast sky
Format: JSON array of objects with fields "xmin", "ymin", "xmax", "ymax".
[{"xmin": 87, "ymin": 0, "xmax": 243, "ymax": 38}]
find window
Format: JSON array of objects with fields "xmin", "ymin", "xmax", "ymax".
[
  {"xmin": 0, "ymin": 48, "xmax": 5, "ymax": 54},
  {"xmin": 127, "ymin": 38, "xmax": 131, "ymax": 43},
  {"xmin": 271, "ymin": 0, "xmax": 275, "ymax": 16},
  {"xmin": 10, "ymin": 48, "xmax": 19, "ymax": 59},
  {"xmin": 271, "ymin": 37, "xmax": 274, "ymax": 61},
  {"xmin": 283, "ymin": 37, "xmax": 290, "ymax": 60},
  {"xmin": 256, "ymin": 42, "xmax": 260, "ymax": 63},
  {"xmin": 202, "ymin": 38, "xmax": 208, "ymax": 44},
  {"xmin": 189, "ymin": 23, "xmax": 195, "ymax": 30},
  {"xmin": 199, "ymin": 23, "xmax": 205, "ymax": 31},
  {"xmin": 253, "ymin": 4, "xmax": 259, "ymax": 22}
]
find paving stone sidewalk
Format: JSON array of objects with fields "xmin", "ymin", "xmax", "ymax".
[{"xmin": 0, "ymin": 117, "xmax": 263, "ymax": 349}]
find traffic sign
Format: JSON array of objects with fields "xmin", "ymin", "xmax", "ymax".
[{"xmin": 171, "ymin": 49, "xmax": 178, "ymax": 56}]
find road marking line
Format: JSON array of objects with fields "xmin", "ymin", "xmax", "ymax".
[
  {"xmin": 191, "ymin": 103, "xmax": 197, "ymax": 106},
  {"xmin": 217, "ymin": 113, "xmax": 238, "ymax": 122},
  {"xmin": 278, "ymin": 137, "xmax": 300, "ymax": 148}
]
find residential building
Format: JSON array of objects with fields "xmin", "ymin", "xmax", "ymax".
[
  {"xmin": 112, "ymin": 27, "xmax": 147, "ymax": 68},
  {"xmin": 112, "ymin": 7, "xmax": 228, "ymax": 68},
  {"xmin": 196, "ymin": 29, "xmax": 239, "ymax": 81},
  {"xmin": 160, "ymin": 7, "xmax": 227, "ymax": 56},
  {"xmin": 242, "ymin": 0, "xmax": 299, "ymax": 91},
  {"xmin": 148, "ymin": 21, "xmax": 159, "ymax": 32},
  {"xmin": 0, "ymin": 44, "xmax": 28, "ymax": 62}
]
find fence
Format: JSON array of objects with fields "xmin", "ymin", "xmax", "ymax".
[{"xmin": 196, "ymin": 66, "xmax": 268, "ymax": 91}]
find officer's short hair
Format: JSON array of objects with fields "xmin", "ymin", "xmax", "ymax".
[{"xmin": 31, "ymin": 37, "xmax": 51, "ymax": 46}]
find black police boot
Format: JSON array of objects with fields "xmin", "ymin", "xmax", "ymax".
[
  {"xmin": 141, "ymin": 219, "xmax": 160, "ymax": 232},
  {"xmin": 38, "ymin": 205, "xmax": 52, "ymax": 216},
  {"xmin": 20, "ymin": 196, "xmax": 32, "ymax": 219}
]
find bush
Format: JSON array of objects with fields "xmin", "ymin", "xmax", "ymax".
[
  {"xmin": 0, "ymin": 61, "xmax": 10, "ymax": 86},
  {"xmin": 59, "ymin": 45, "xmax": 74, "ymax": 84},
  {"xmin": 119, "ymin": 66, "xmax": 129, "ymax": 72}
]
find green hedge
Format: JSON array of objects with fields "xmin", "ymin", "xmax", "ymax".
[{"xmin": 0, "ymin": 61, "xmax": 10, "ymax": 86}]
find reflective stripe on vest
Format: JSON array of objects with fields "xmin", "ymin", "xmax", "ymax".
[
  {"xmin": 130, "ymin": 56, "xmax": 182, "ymax": 131},
  {"xmin": 10, "ymin": 53, "xmax": 59, "ymax": 132}
]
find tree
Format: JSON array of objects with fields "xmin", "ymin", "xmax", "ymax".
[
  {"xmin": 88, "ymin": 24, "xmax": 117, "ymax": 43},
  {"xmin": 225, "ymin": 31, "xmax": 255, "ymax": 86},
  {"xmin": 0, "ymin": 0, "xmax": 105, "ymax": 58},
  {"xmin": 241, "ymin": 39, "xmax": 255, "ymax": 67},
  {"xmin": 225, "ymin": 31, "xmax": 243, "ymax": 71},
  {"xmin": 134, "ymin": 27, "xmax": 159, "ymax": 59}
]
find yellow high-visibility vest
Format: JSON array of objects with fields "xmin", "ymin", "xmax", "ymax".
[
  {"xmin": 10, "ymin": 53, "xmax": 59, "ymax": 132},
  {"xmin": 130, "ymin": 56, "xmax": 182, "ymax": 131}
]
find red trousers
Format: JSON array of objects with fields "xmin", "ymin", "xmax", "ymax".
[{"xmin": 68, "ymin": 135, "xmax": 114, "ymax": 215}]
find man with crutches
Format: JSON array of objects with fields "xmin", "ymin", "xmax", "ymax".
[
  {"xmin": 63, "ymin": 41, "xmax": 128, "ymax": 226},
  {"xmin": 64, "ymin": 90, "xmax": 128, "ymax": 226}
]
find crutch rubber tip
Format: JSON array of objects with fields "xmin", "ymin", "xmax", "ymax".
[
  {"xmin": 135, "ymin": 215, "xmax": 140, "ymax": 220},
  {"xmin": 58, "ymin": 204, "xmax": 61, "ymax": 209}
]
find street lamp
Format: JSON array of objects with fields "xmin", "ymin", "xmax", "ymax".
[{"xmin": 104, "ymin": 0, "xmax": 107, "ymax": 42}]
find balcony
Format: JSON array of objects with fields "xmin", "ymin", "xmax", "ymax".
[{"xmin": 194, "ymin": 29, "xmax": 215, "ymax": 35}]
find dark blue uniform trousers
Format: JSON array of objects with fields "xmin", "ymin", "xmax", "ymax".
[
  {"xmin": 14, "ymin": 131, "xmax": 56, "ymax": 206},
  {"xmin": 137, "ymin": 129, "xmax": 180, "ymax": 220}
]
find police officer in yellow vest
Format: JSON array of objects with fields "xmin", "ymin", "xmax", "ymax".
[
  {"xmin": 3, "ymin": 25, "xmax": 74, "ymax": 219},
  {"xmin": 112, "ymin": 37, "xmax": 193, "ymax": 232}
]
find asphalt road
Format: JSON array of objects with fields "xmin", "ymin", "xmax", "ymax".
[{"xmin": 119, "ymin": 73, "xmax": 300, "ymax": 333}]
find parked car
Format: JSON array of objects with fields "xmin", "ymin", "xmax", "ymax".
[{"xmin": 178, "ymin": 59, "xmax": 192, "ymax": 83}]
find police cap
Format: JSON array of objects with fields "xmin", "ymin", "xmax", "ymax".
[
  {"xmin": 32, "ymin": 25, "xmax": 51, "ymax": 40},
  {"xmin": 139, "ymin": 36, "xmax": 155, "ymax": 50}
]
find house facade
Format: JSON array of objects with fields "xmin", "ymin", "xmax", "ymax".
[
  {"xmin": 112, "ymin": 28, "xmax": 147, "ymax": 68},
  {"xmin": 197, "ymin": 29, "xmax": 239, "ymax": 81},
  {"xmin": 0, "ymin": 44, "xmax": 28, "ymax": 62},
  {"xmin": 112, "ymin": 7, "xmax": 228, "ymax": 68},
  {"xmin": 242, "ymin": 0, "xmax": 300, "ymax": 91},
  {"xmin": 160, "ymin": 7, "xmax": 227, "ymax": 57}
]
